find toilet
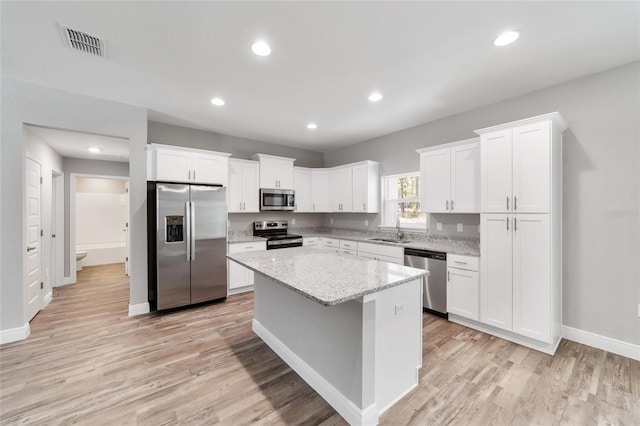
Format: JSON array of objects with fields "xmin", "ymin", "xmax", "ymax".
[{"xmin": 76, "ymin": 251, "xmax": 88, "ymax": 271}]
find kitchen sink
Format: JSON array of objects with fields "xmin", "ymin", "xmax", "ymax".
[{"xmin": 368, "ymin": 238, "xmax": 410, "ymax": 244}]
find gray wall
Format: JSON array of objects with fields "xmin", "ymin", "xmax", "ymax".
[
  {"xmin": 148, "ymin": 121, "xmax": 324, "ymax": 167},
  {"xmin": 62, "ymin": 158, "xmax": 130, "ymax": 276},
  {"xmin": 324, "ymin": 61, "xmax": 640, "ymax": 346},
  {"xmin": 1, "ymin": 77, "xmax": 147, "ymax": 334},
  {"xmin": 229, "ymin": 212, "xmax": 324, "ymax": 235}
]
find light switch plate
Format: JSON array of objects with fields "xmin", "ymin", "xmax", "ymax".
[
  {"xmin": 364, "ymin": 219, "xmax": 369, "ymax": 226},
  {"xmin": 437, "ymin": 222, "xmax": 442, "ymax": 231},
  {"xmin": 395, "ymin": 303, "xmax": 406, "ymax": 315},
  {"xmin": 330, "ymin": 218, "xmax": 334, "ymax": 225},
  {"xmin": 457, "ymin": 223, "xmax": 463, "ymax": 232},
  {"xmin": 291, "ymin": 218, "xmax": 296, "ymax": 225}
]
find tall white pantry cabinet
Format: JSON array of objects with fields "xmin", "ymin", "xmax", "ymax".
[{"xmin": 473, "ymin": 112, "xmax": 566, "ymax": 355}]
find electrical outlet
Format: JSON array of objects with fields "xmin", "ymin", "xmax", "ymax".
[
  {"xmin": 395, "ymin": 303, "xmax": 406, "ymax": 316},
  {"xmin": 364, "ymin": 219, "xmax": 369, "ymax": 226},
  {"xmin": 292, "ymin": 218, "xmax": 296, "ymax": 225},
  {"xmin": 457, "ymin": 223, "xmax": 463, "ymax": 232},
  {"xmin": 437, "ymin": 222, "xmax": 442, "ymax": 231},
  {"xmin": 330, "ymin": 218, "xmax": 334, "ymax": 225}
]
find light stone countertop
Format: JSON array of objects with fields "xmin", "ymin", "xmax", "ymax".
[
  {"xmin": 227, "ymin": 247, "xmax": 428, "ymax": 306},
  {"xmin": 227, "ymin": 233, "xmax": 267, "ymax": 244}
]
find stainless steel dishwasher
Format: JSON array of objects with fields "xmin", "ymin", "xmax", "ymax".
[{"xmin": 404, "ymin": 248, "xmax": 447, "ymax": 318}]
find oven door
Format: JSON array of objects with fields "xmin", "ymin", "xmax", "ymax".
[{"xmin": 260, "ymin": 189, "xmax": 295, "ymax": 211}]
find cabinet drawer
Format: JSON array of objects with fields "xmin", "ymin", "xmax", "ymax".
[
  {"xmin": 321, "ymin": 238, "xmax": 340, "ymax": 248},
  {"xmin": 357, "ymin": 242, "xmax": 403, "ymax": 258},
  {"xmin": 341, "ymin": 248, "xmax": 358, "ymax": 256},
  {"xmin": 303, "ymin": 237, "xmax": 318, "ymax": 246},
  {"xmin": 447, "ymin": 254, "xmax": 479, "ymax": 271},
  {"xmin": 340, "ymin": 240, "xmax": 358, "ymax": 250},
  {"xmin": 228, "ymin": 241, "xmax": 266, "ymax": 253}
]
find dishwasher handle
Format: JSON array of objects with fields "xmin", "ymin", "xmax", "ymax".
[{"xmin": 404, "ymin": 248, "xmax": 447, "ymax": 261}]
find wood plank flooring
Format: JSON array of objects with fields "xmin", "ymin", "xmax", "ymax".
[{"xmin": 1, "ymin": 264, "xmax": 638, "ymax": 425}]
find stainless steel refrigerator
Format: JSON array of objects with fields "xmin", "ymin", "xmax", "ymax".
[{"xmin": 147, "ymin": 182, "xmax": 227, "ymax": 310}]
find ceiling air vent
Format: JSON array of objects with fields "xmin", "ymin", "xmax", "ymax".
[{"xmin": 61, "ymin": 25, "xmax": 106, "ymax": 58}]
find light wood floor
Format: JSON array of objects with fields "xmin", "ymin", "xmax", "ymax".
[{"xmin": 1, "ymin": 264, "xmax": 638, "ymax": 425}]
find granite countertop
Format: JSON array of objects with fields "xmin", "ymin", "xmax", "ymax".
[
  {"xmin": 294, "ymin": 228, "xmax": 480, "ymax": 257},
  {"xmin": 227, "ymin": 233, "xmax": 267, "ymax": 244},
  {"xmin": 227, "ymin": 247, "xmax": 428, "ymax": 306}
]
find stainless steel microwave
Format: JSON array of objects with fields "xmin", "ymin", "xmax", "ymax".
[{"xmin": 260, "ymin": 188, "xmax": 295, "ymax": 211}]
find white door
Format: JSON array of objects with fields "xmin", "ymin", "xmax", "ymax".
[
  {"xmin": 156, "ymin": 148, "xmax": 191, "ymax": 182},
  {"xmin": 192, "ymin": 153, "xmax": 228, "ymax": 186},
  {"xmin": 242, "ymin": 162, "xmax": 260, "ymax": 213},
  {"xmin": 481, "ymin": 130, "xmax": 512, "ymax": 213},
  {"xmin": 124, "ymin": 181, "xmax": 130, "ymax": 276},
  {"xmin": 259, "ymin": 157, "xmax": 278, "ymax": 188},
  {"xmin": 294, "ymin": 168, "xmax": 312, "ymax": 212},
  {"xmin": 276, "ymin": 159, "xmax": 295, "ymax": 190},
  {"xmin": 447, "ymin": 267, "xmax": 479, "ymax": 320},
  {"xmin": 311, "ymin": 170, "xmax": 330, "ymax": 212},
  {"xmin": 480, "ymin": 214, "xmax": 513, "ymax": 331},
  {"xmin": 512, "ymin": 121, "xmax": 551, "ymax": 213},
  {"xmin": 227, "ymin": 160, "xmax": 243, "ymax": 212},
  {"xmin": 450, "ymin": 143, "xmax": 480, "ymax": 212},
  {"xmin": 351, "ymin": 164, "xmax": 369, "ymax": 213},
  {"xmin": 25, "ymin": 157, "xmax": 43, "ymax": 322},
  {"xmin": 420, "ymin": 148, "xmax": 451, "ymax": 213},
  {"xmin": 512, "ymin": 214, "xmax": 551, "ymax": 342},
  {"xmin": 329, "ymin": 167, "xmax": 352, "ymax": 212}
]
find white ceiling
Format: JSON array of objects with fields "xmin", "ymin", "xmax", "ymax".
[
  {"xmin": 3, "ymin": 2, "xmax": 639, "ymax": 153},
  {"xmin": 25, "ymin": 125, "xmax": 130, "ymax": 163}
]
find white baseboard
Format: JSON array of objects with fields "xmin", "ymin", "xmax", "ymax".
[
  {"xmin": 55, "ymin": 276, "xmax": 75, "ymax": 287},
  {"xmin": 43, "ymin": 291, "xmax": 53, "ymax": 307},
  {"xmin": 128, "ymin": 302, "xmax": 150, "ymax": 316},
  {"xmin": 228, "ymin": 286, "xmax": 254, "ymax": 296},
  {"xmin": 0, "ymin": 323, "xmax": 30, "ymax": 345},
  {"xmin": 562, "ymin": 325, "xmax": 640, "ymax": 362},
  {"xmin": 253, "ymin": 319, "xmax": 379, "ymax": 426}
]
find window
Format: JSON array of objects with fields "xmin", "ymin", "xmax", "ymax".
[{"xmin": 381, "ymin": 172, "xmax": 427, "ymax": 229}]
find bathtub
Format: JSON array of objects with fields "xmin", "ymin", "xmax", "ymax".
[{"xmin": 76, "ymin": 242, "xmax": 126, "ymax": 268}]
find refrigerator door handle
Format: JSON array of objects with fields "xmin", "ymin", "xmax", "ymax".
[
  {"xmin": 190, "ymin": 201, "xmax": 196, "ymax": 260},
  {"xmin": 185, "ymin": 201, "xmax": 191, "ymax": 261}
]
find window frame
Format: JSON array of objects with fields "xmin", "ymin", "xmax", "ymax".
[{"xmin": 379, "ymin": 172, "xmax": 427, "ymax": 231}]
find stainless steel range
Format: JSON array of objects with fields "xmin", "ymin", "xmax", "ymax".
[{"xmin": 253, "ymin": 221, "xmax": 303, "ymax": 250}]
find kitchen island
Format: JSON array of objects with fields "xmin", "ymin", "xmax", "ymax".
[{"xmin": 227, "ymin": 247, "xmax": 427, "ymax": 426}]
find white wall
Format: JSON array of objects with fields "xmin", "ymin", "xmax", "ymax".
[
  {"xmin": 324, "ymin": 61, "xmax": 640, "ymax": 346},
  {"xmin": 1, "ymin": 77, "xmax": 147, "ymax": 335}
]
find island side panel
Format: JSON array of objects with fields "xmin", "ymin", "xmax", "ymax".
[
  {"xmin": 374, "ymin": 277, "xmax": 423, "ymax": 413},
  {"xmin": 252, "ymin": 274, "xmax": 372, "ymax": 419}
]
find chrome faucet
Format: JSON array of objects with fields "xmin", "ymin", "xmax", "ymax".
[{"xmin": 396, "ymin": 218, "xmax": 404, "ymax": 241}]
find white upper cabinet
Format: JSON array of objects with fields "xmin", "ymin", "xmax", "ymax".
[
  {"xmin": 330, "ymin": 167, "xmax": 352, "ymax": 212},
  {"xmin": 477, "ymin": 114, "xmax": 565, "ymax": 214},
  {"xmin": 149, "ymin": 144, "xmax": 231, "ymax": 185},
  {"xmin": 417, "ymin": 138, "xmax": 479, "ymax": 213},
  {"xmin": 228, "ymin": 159, "xmax": 259, "ymax": 213},
  {"xmin": 352, "ymin": 162, "xmax": 379, "ymax": 213},
  {"xmin": 311, "ymin": 169, "xmax": 330, "ymax": 213},
  {"xmin": 252, "ymin": 154, "xmax": 295, "ymax": 189},
  {"xmin": 294, "ymin": 167, "xmax": 313, "ymax": 212}
]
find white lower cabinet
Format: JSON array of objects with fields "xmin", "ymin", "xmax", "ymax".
[
  {"xmin": 228, "ymin": 241, "xmax": 266, "ymax": 293},
  {"xmin": 303, "ymin": 237, "xmax": 318, "ymax": 246},
  {"xmin": 447, "ymin": 255, "xmax": 479, "ymax": 321},
  {"xmin": 357, "ymin": 242, "xmax": 403, "ymax": 264}
]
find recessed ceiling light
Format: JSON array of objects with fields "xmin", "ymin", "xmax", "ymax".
[
  {"xmin": 251, "ymin": 41, "xmax": 271, "ymax": 56},
  {"xmin": 210, "ymin": 97, "xmax": 225, "ymax": 106},
  {"xmin": 307, "ymin": 123, "xmax": 318, "ymax": 130},
  {"xmin": 493, "ymin": 30, "xmax": 520, "ymax": 47},
  {"xmin": 368, "ymin": 92, "xmax": 383, "ymax": 102},
  {"xmin": 88, "ymin": 147, "xmax": 101, "ymax": 154}
]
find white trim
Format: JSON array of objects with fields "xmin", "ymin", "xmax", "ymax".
[
  {"xmin": 52, "ymin": 169, "xmax": 65, "ymax": 288},
  {"xmin": 562, "ymin": 325, "xmax": 640, "ymax": 362},
  {"xmin": 474, "ymin": 112, "xmax": 567, "ymax": 135},
  {"xmin": 55, "ymin": 276, "xmax": 75, "ymax": 287},
  {"xmin": 253, "ymin": 319, "xmax": 379, "ymax": 426},
  {"xmin": 0, "ymin": 323, "xmax": 30, "ymax": 345},
  {"xmin": 128, "ymin": 302, "xmax": 150, "ymax": 316},
  {"xmin": 378, "ymin": 380, "xmax": 418, "ymax": 415},
  {"xmin": 228, "ymin": 286, "xmax": 254, "ymax": 296},
  {"xmin": 415, "ymin": 137, "xmax": 480, "ymax": 154},
  {"xmin": 43, "ymin": 291, "xmax": 53, "ymax": 307}
]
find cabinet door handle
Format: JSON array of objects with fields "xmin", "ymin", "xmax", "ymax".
[
  {"xmin": 506, "ymin": 217, "xmax": 509, "ymax": 230},
  {"xmin": 447, "ymin": 270, "xmax": 450, "ymax": 282},
  {"xmin": 446, "ymin": 200, "xmax": 449, "ymax": 210},
  {"xmin": 363, "ymin": 203, "xmax": 366, "ymax": 211},
  {"xmin": 506, "ymin": 196, "xmax": 510, "ymax": 210},
  {"xmin": 514, "ymin": 217, "xmax": 517, "ymax": 231},
  {"xmin": 514, "ymin": 196, "xmax": 518, "ymax": 211},
  {"xmin": 454, "ymin": 260, "xmax": 467, "ymax": 265},
  {"xmin": 193, "ymin": 170, "xmax": 196, "ymax": 180},
  {"xmin": 313, "ymin": 204, "xmax": 315, "ymax": 211},
  {"xmin": 451, "ymin": 200, "xmax": 454, "ymax": 210},
  {"xmin": 27, "ymin": 246, "xmax": 36, "ymax": 252},
  {"xmin": 188, "ymin": 170, "xmax": 191, "ymax": 180}
]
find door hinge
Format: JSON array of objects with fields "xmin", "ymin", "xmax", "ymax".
[
  {"xmin": 126, "ymin": 257, "xmax": 129, "ymax": 262},
  {"xmin": 40, "ymin": 177, "xmax": 43, "ymax": 184},
  {"xmin": 40, "ymin": 229, "xmax": 44, "ymax": 237},
  {"xmin": 126, "ymin": 222, "xmax": 129, "ymax": 228},
  {"xmin": 40, "ymin": 282, "xmax": 44, "ymax": 289}
]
